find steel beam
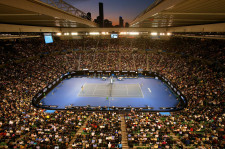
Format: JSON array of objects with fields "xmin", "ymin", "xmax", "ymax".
[
  {"xmin": 0, "ymin": 0, "xmax": 97, "ymax": 27},
  {"xmin": 167, "ymin": 23, "xmax": 225, "ymax": 32},
  {"xmin": 61, "ymin": 27, "xmax": 167, "ymax": 33},
  {"xmin": 174, "ymin": 35, "xmax": 225, "ymax": 40},
  {"xmin": 130, "ymin": 0, "xmax": 186, "ymax": 27},
  {"xmin": 0, "ymin": 24, "xmax": 60, "ymax": 32},
  {"xmin": 1, "ymin": 23, "xmax": 225, "ymax": 33},
  {"xmin": 161, "ymin": 12, "xmax": 225, "ymax": 15}
]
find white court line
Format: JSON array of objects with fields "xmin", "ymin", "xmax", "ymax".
[
  {"xmin": 125, "ymin": 85, "xmax": 129, "ymax": 96},
  {"xmin": 77, "ymin": 82, "xmax": 85, "ymax": 96},
  {"xmin": 81, "ymin": 83, "xmax": 143, "ymax": 97},
  {"xmin": 83, "ymin": 83, "xmax": 86, "ymax": 89},
  {"xmin": 92, "ymin": 84, "xmax": 97, "ymax": 95},
  {"xmin": 138, "ymin": 84, "xmax": 144, "ymax": 98},
  {"xmin": 148, "ymin": 88, "xmax": 151, "ymax": 93}
]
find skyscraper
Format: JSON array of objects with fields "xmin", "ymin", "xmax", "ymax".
[
  {"xmin": 125, "ymin": 22, "xmax": 129, "ymax": 28},
  {"xmin": 119, "ymin": 16, "xmax": 124, "ymax": 27},
  {"xmin": 87, "ymin": 12, "xmax": 91, "ymax": 20},
  {"xmin": 104, "ymin": 19, "xmax": 113, "ymax": 27},
  {"xmin": 99, "ymin": 2, "xmax": 104, "ymax": 27}
]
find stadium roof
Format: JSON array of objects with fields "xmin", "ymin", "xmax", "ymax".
[
  {"xmin": 130, "ymin": 0, "xmax": 225, "ymax": 28},
  {"xmin": 0, "ymin": 0, "xmax": 225, "ymax": 33},
  {"xmin": 0, "ymin": 0, "xmax": 96, "ymax": 28}
]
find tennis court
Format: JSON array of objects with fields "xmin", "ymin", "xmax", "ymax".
[
  {"xmin": 40, "ymin": 77, "xmax": 179, "ymax": 110},
  {"xmin": 78, "ymin": 83, "xmax": 143, "ymax": 97}
]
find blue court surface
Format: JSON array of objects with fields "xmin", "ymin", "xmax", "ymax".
[
  {"xmin": 159, "ymin": 112, "xmax": 171, "ymax": 116},
  {"xmin": 45, "ymin": 110, "xmax": 56, "ymax": 113},
  {"xmin": 40, "ymin": 77, "xmax": 179, "ymax": 111}
]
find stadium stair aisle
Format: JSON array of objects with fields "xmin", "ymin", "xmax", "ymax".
[
  {"xmin": 158, "ymin": 117, "xmax": 186, "ymax": 149},
  {"xmin": 119, "ymin": 53, "xmax": 121, "ymax": 70},
  {"xmin": 68, "ymin": 115, "xmax": 91, "ymax": 148},
  {"xmin": 132, "ymin": 54, "xmax": 136, "ymax": 70},
  {"xmin": 106, "ymin": 53, "xmax": 109, "ymax": 69},
  {"xmin": 120, "ymin": 114, "xmax": 129, "ymax": 149},
  {"xmin": 146, "ymin": 54, "xmax": 149, "ymax": 70},
  {"xmin": 78, "ymin": 53, "xmax": 81, "ymax": 70},
  {"xmin": 91, "ymin": 53, "xmax": 95, "ymax": 70},
  {"xmin": 14, "ymin": 132, "xmax": 31, "ymax": 146}
]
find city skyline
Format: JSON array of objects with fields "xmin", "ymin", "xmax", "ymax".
[{"xmin": 64, "ymin": 0, "xmax": 155, "ymax": 26}]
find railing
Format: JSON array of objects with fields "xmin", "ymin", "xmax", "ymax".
[{"xmin": 40, "ymin": 0, "xmax": 91, "ymax": 20}]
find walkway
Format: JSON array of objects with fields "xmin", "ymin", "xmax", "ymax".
[
  {"xmin": 120, "ymin": 114, "xmax": 129, "ymax": 149},
  {"xmin": 69, "ymin": 115, "xmax": 91, "ymax": 147}
]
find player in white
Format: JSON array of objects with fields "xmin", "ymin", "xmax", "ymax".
[{"xmin": 81, "ymin": 85, "xmax": 84, "ymax": 92}]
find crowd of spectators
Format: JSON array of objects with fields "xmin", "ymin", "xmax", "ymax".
[
  {"xmin": 73, "ymin": 112, "xmax": 122, "ymax": 148},
  {"xmin": 107, "ymin": 52, "xmax": 120, "ymax": 70},
  {"xmin": 0, "ymin": 38, "xmax": 83, "ymax": 65},
  {"xmin": 121, "ymin": 53, "xmax": 135, "ymax": 71},
  {"xmin": 125, "ymin": 113, "xmax": 175, "ymax": 148},
  {"xmin": 145, "ymin": 37, "xmax": 225, "ymax": 66},
  {"xmin": 80, "ymin": 52, "xmax": 95, "ymax": 70},
  {"xmin": 0, "ymin": 37, "xmax": 224, "ymax": 148}
]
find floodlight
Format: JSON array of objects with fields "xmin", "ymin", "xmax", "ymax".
[
  {"xmin": 56, "ymin": 32, "xmax": 62, "ymax": 36},
  {"xmin": 90, "ymin": 32, "xmax": 100, "ymax": 35},
  {"xmin": 101, "ymin": 32, "xmax": 109, "ymax": 35},
  {"xmin": 151, "ymin": 32, "xmax": 158, "ymax": 36},
  {"xmin": 120, "ymin": 32, "xmax": 127, "ymax": 35},
  {"xmin": 71, "ymin": 32, "xmax": 78, "ymax": 35},
  {"xmin": 129, "ymin": 32, "xmax": 139, "ymax": 35}
]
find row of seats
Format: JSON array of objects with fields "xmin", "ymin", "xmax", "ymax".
[{"xmin": 0, "ymin": 37, "xmax": 224, "ymax": 148}]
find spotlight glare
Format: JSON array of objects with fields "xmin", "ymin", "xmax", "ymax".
[
  {"xmin": 129, "ymin": 32, "xmax": 139, "ymax": 35},
  {"xmin": 56, "ymin": 32, "xmax": 62, "ymax": 36},
  {"xmin": 101, "ymin": 32, "xmax": 109, "ymax": 35},
  {"xmin": 90, "ymin": 32, "xmax": 100, "ymax": 35},
  {"xmin": 151, "ymin": 32, "xmax": 158, "ymax": 36},
  {"xmin": 120, "ymin": 32, "xmax": 127, "ymax": 35},
  {"xmin": 71, "ymin": 32, "xmax": 78, "ymax": 35}
]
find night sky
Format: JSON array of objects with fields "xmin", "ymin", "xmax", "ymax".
[{"xmin": 64, "ymin": 0, "xmax": 155, "ymax": 26}]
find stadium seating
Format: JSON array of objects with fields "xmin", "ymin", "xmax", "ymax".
[{"xmin": 0, "ymin": 37, "xmax": 224, "ymax": 148}]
